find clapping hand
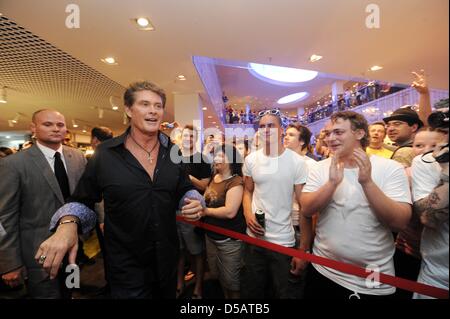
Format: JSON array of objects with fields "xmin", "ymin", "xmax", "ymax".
[{"xmin": 353, "ymin": 148, "xmax": 373, "ymax": 185}]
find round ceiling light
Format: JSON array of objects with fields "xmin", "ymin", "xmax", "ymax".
[
  {"xmin": 249, "ymin": 63, "xmax": 318, "ymax": 85},
  {"xmin": 277, "ymin": 92, "xmax": 309, "ymax": 104}
]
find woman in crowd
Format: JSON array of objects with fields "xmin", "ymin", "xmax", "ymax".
[{"xmin": 198, "ymin": 144, "xmax": 245, "ymax": 299}]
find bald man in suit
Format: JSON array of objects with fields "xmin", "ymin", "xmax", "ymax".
[{"xmin": 0, "ymin": 109, "xmax": 86, "ymax": 298}]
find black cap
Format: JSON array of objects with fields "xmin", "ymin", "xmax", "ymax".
[{"xmin": 383, "ymin": 105, "xmax": 424, "ymax": 128}]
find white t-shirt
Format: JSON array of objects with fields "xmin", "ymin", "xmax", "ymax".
[
  {"xmin": 411, "ymin": 153, "xmax": 448, "ymax": 298},
  {"xmin": 243, "ymin": 148, "xmax": 308, "ymax": 247},
  {"xmin": 292, "ymin": 156, "xmax": 317, "ymax": 226},
  {"xmin": 303, "ymin": 155, "xmax": 411, "ymax": 295}
]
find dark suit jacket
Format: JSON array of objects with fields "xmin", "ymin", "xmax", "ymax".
[{"xmin": 0, "ymin": 145, "xmax": 86, "ymax": 279}]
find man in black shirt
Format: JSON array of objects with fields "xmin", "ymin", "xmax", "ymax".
[
  {"xmin": 180, "ymin": 125, "xmax": 212, "ymax": 192},
  {"xmin": 34, "ymin": 81, "xmax": 204, "ymax": 298},
  {"xmin": 176, "ymin": 125, "xmax": 211, "ymax": 298}
]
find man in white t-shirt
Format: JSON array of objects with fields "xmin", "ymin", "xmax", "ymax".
[
  {"xmin": 241, "ymin": 110, "xmax": 309, "ymax": 299},
  {"xmin": 411, "ymin": 145, "xmax": 449, "ymax": 299},
  {"xmin": 301, "ymin": 111, "xmax": 412, "ymax": 299}
]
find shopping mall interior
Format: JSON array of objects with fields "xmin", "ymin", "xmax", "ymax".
[
  {"xmin": 0, "ymin": 0, "xmax": 448, "ymax": 301},
  {"xmin": 0, "ymin": 0, "xmax": 448, "ymax": 151}
]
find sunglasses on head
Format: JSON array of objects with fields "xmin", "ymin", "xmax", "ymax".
[{"xmin": 257, "ymin": 109, "xmax": 281, "ymax": 119}]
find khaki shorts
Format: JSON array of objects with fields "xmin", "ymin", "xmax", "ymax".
[
  {"xmin": 176, "ymin": 211, "xmax": 205, "ymax": 255},
  {"xmin": 206, "ymin": 236, "xmax": 243, "ymax": 292}
]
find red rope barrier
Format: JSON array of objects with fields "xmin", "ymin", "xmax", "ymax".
[{"xmin": 177, "ymin": 216, "xmax": 449, "ymax": 299}]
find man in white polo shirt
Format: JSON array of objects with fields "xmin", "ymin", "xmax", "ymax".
[
  {"xmin": 241, "ymin": 109, "xmax": 309, "ymax": 299},
  {"xmin": 301, "ymin": 111, "xmax": 412, "ymax": 299}
]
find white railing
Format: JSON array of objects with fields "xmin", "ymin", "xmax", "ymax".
[{"xmin": 306, "ymin": 87, "xmax": 449, "ymax": 136}]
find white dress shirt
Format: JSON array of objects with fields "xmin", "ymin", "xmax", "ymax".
[{"xmin": 36, "ymin": 141, "xmax": 68, "ymax": 173}]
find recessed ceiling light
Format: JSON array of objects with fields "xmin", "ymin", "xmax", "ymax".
[
  {"xmin": 112, "ymin": 106, "xmax": 119, "ymax": 111},
  {"xmin": 101, "ymin": 57, "xmax": 118, "ymax": 65},
  {"xmin": 177, "ymin": 75, "xmax": 186, "ymax": 81},
  {"xmin": 207, "ymin": 116, "xmax": 212, "ymax": 119},
  {"xmin": 6, "ymin": 135, "xmax": 10, "ymax": 139},
  {"xmin": 277, "ymin": 92, "xmax": 309, "ymax": 104},
  {"xmin": 133, "ymin": 17, "xmax": 155, "ymax": 31},
  {"xmin": 202, "ymin": 107, "xmax": 207, "ymax": 111},
  {"xmin": 137, "ymin": 17, "xmax": 149, "ymax": 27},
  {"xmin": 309, "ymin": 54, "xmax": 323, "ymax": 62},
  {"xmin": 370, "ymin": 65, "xmax": 383, "ymax": 71},
  {"xmin": 212, "ymin": 121, "xmax": 216, "ymax": 124},
  {"xmin": 82, "ymin": 129, "xmax": 87, "ymax": 133}
]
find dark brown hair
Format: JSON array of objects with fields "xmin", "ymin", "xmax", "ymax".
[
  {"xmin": 124, "ymin": 81, "xmax": 166, "ymax": 108},
  {"xmin": 331, "ymin": 111, "xmax": 369, "ymax": 148},
  {"xmin": 287, "ymin": 123, "xmax": 313, "ymax": 153}
]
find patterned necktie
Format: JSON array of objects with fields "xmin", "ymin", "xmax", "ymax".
[{"xmin": 54, "ymin": 151, "xmax": 70, "ymax": 201}]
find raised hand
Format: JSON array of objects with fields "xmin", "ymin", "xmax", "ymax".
[{"xmin": 411, "ymin": 69, "xmax": 429, "ymax": 94}]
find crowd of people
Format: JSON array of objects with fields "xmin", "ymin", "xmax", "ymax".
[
  {"xmin": 0, "ymin": 73, "xmax": 448, "ymax": 300},
  {"xmin": 222, "ymin": 80, "xmax": 405, "ymax": 126}
]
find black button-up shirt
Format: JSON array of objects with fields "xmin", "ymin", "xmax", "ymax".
[{"xmin": 71, "ymin": 129, "xmax": 194, "ymax": 268}]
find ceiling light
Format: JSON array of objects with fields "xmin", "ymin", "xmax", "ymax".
[
  {"xmin": 277, "ymin": 92, "xmax": 309, "ymax": 104},
  {"xmin": 370, "ymin": 65, "xmax": 383, "ymax": 71},
  {"xmin": 133, "ymin": 17, "xmax": 155, "ymax": 31},
  {"xmin": 11, "ymin": 113, "xmax": 20, "ymax": 124},
  {"xmin": 207, "ymin": 116, "xmax": 212, "ymax": 119},
  {"xmin": 0, "ymin": 87, "xmax": 7, "ymax": 103},
  {"xmin": 72, "ymin": 120, "xmax": 78, "ymax": 128},
  {"xmin": 177, "ymin": 75, "xmax": 186, "ymax": 81},
  {"xmin": 309, "ymin": 54, "xmax": 323, "ymax": 62},
  {"xmin": 202, "ymin": 107, "xmax": 207, "ymax": 111},
  {"xmin": 249, "ymin": 63, "xmax": 318, "ymax": 85},
  {"xmin": 98, "ymin": 108, "xmax": 104, "ymax": 119},
  {"xmin": 137, "ymin": 17, "xmax": 149, "ymax": 27},
  {"xmin": 110, "ymin": 96, "xmax": 121, "ymax": 110},
  {"xmin": 101, "ymin": 57, "xmax": 118, "ymax": 65},
  {"xmin": 212, "ymin": 121, "xmax": 216, "ymax": 124},
  {"xmin": 6, "ymin": 136, "xmax": 10, "ymax": 139}
]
